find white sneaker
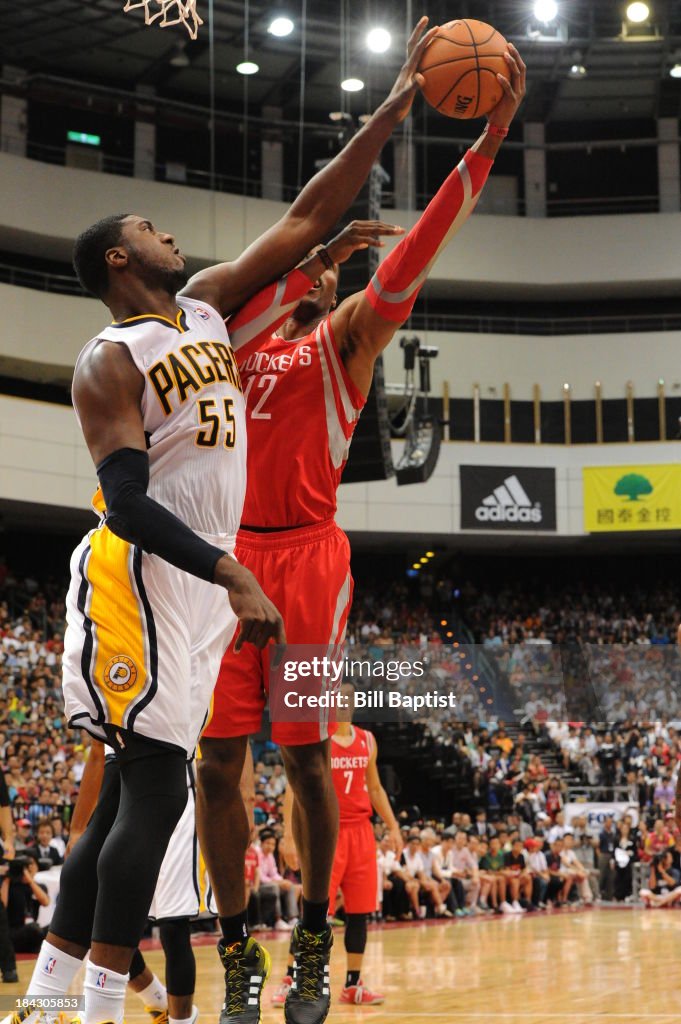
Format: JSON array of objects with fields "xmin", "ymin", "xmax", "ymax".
[
  {"xmin": 275, "ymin": 919, "xmax": 294, "ymax": 931},
  {"xmin": 512, "ymin": 900, "xmax": 526, "ymax": 913},
  {"xmin": 500, "ymin": 901, "xmax": 514, "ymax": 913}
]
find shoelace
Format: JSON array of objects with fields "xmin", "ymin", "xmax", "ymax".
[
  {"xmin": 223, "ymin": 946, "xmax": 248, "ymax": 1014},
  {"xmin": 296, "ymin": 938, "xmax": 325, "ymax": 1001}
]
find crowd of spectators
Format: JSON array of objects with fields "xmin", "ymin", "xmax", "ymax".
[
  {"xmin": 466, "ymin": 580, "xmax": 681, "ymax": 724},
  {"xmin": 4, "ymin": 561, "xmax": 681, "ymax": 957}
]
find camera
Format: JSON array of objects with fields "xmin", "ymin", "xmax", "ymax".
[{"xmin": 2, "ymin": 856, "xmax": 29, "ymax": 880}]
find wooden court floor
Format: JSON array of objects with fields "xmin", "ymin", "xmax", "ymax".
[{"xmin": 10, "ymin": 909, "xmax": 681, "ymax": 1023}]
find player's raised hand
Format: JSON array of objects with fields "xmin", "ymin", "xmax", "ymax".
[
  {"xmin": 326, "ymin": 220, "xmax": 405, "ymax": 265},
  {"xmin": 214, "ymin": 557, "xmax": 286, "ymax": 651},
  {"xmin": 384, "ymin": 16, "xmax": 440, "ymax": 123},
  {"xmin": 488, "ymin": 42, "xmax": 527, "ymax": 130}
]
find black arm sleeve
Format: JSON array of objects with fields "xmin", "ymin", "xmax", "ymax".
[{"xmin": 97, "ymin": 447, "xmax": 226, "ymax": 583}]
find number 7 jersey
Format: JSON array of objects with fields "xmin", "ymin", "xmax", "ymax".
[
  {"xmin": 330, "ymin": 726, "xmax": 375, "ymax": 824},
  {"xmin": 235, "ymin": 315, "xmax": 365, "ymax": 527}
]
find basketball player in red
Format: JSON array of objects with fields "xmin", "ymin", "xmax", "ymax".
[
  {"xmin": 276, "ymin": 681, "xmax": 401, "ymax": 1007},
  {"xmin": 202, "ymin": 39, "xmax": 526, "ymax": 1024}
]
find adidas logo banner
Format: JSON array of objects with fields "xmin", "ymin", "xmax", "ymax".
[{"xmin": 460, "ymin": 466, "xmax": 557, "ymax": 532}]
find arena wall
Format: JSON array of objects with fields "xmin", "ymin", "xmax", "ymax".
[
  {"xmin": 1, "ymin": 283, "xmax": 678, "ymax": 402},
  {"xmin": 1, "ymin": 151, "xmax": 681, "ymax": 299},
  {"xmin": 2, "ymin": 394, "xmax": 678, "ymax": 537}
]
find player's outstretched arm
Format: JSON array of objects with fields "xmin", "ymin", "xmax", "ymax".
[
  {"xmin": 73, "ymin": 342, "xmax": 285, "ymax": 650},
  {"xmin": 330, "ymin": 44, "xmax": 527, "ymax": 397},
  {"xmin": 227, "ymin": 220, "xmax": 404, "ymax": 354},
  {"xmin": 365, "ymin": 735, "xmax": 403, "ymax": 853},
  {"xmin": 181, "ymin": 17, "xmax": 439, "ymax": 318}
]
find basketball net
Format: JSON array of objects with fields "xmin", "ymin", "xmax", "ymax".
[{"xmin": 123, "ymin": 0, "xmax": 203, "ymax": 40}]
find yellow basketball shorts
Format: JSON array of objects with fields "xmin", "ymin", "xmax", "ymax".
[{"xmin": 62, "ymin": 522, "xmax": 237, "ymax": 755}]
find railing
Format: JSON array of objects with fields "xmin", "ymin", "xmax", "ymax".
[
  {"xmin": 0, "ymin": 130, "xmax": 665, "ymax": 216},
  {"xmin": 566, "ymin": 784, "xmax": 639, "ymax": 803},
  {"xmin": 1, "ymin": 258, "xmax": 680, "ymax": 339},
  {"xmin": 17, "ymin": 137, "xmax": 302, "ymax": 202},
  {"xmin": 0, "ymin": 261, "xmax": 84, "ymax": 295}
]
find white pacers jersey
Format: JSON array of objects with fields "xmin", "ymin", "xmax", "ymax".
[
  {"xmin": 74, "ymin": 295, "xmax": 246, "ymax": 536},
  {"xmin": 62, "ymin": 295, "xmax": 241, "ymax": 753}
]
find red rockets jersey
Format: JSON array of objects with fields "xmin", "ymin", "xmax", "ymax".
[
  {"xmin": 331, "ymin": 726, "xmax": 375, "ymax": 825},
  {"xmin": 234, "ymin": 315, "xmax": 365, "ymax": 527}
]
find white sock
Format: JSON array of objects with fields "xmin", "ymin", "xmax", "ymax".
[
  {"xmin": 17, "ymin": 940, "xmax": 85, "ymax": 1023},
  {"xmin": 83, "ymin": 961, "xmax": 129, "ymax": 1024},
  {"xmin": 28, "ymin": 940, "xmax": 84, "ymax": 997},
  {"xmin": 170, "ymin": 1014, "xmax": 195, "ymax": 1024},
  {"xmin": 136, "ymin": 976, "xmax": 168, "ymax": 1010}
]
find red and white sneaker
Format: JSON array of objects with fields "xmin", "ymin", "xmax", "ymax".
[
  {"xmin": 270, "ymin": 974, "xmax": 293, "ymax": 1007},
  {"xmin": 339, "ymin": 980, "xmax": 385, "ymax": 1005}
]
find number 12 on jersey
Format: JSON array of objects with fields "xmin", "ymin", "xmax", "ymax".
[{"xmin": 195, "ymin": 398, "xmax": 236, "ymax": 448}]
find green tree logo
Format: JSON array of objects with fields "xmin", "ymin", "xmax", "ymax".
[{"xmin": 614, "ymin": 473, "xmax": 654, "ymax": 502}]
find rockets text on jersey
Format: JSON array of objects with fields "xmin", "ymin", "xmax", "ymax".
[
  {"xmin": 331, "ymin": 726, "xmax": 375, "ymax": 824},
  {"xmin": 235, "ymin": 316, "xmax": 365, "ymax": 527}
]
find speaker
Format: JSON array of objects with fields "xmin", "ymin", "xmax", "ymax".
[{"xmin": 331, "ymin": 161, "xmax": 394, "ymax": 483}]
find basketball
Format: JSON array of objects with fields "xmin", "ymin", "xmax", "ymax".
[{"xmin": 418, "ymin": 19, "xmax": 509, "ymax": 119}]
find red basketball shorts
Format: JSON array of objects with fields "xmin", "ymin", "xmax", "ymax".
[
  {"xmin": 329, "ymin": 818, "xmax": 378, "ymax": 914},
  {"xmin": 204, "ymin": 519, "xmax": 353, "ymax": 746}
]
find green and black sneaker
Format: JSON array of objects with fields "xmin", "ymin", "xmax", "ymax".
[
  {"xmin": 218, "ymin": 937, "xmax": 271, "ymax": 1023},
  {"xmin": 284, "ymin": 924, "xmax": 333, "ymax": 1024}
]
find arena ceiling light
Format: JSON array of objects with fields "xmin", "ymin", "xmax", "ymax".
[
  {"xmin": 341, "ymin": 77, "xmax": 365, "ymax": 92},
  {"xmin": 366, "ymin": 27, "xmax": 391, "ymax": 53},
  {"xmin": 268, "ymin": 16, "xmax": 294, "ymax": 37},
  {"xmin": 670, "ymin": 63, "xmax": 681, "ymax": 78},
  {"xmin": 569, "ymin": 63, "xmax": 587, "ymax": 77},
  {"xmin": 533, "ymin": 0, "xmax": 558, "ymax": 24},
  {"xmin": 236, "ymin": 60, "xmax": 260, "ymax": 75},
  {"xmin": 626, "ymin": 2, "xmax": 650, "ymax": 22}
]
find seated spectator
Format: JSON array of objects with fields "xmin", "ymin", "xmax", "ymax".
[
  {"xmin": 378, "ymin": 833, "xmax": 418, "ymax": 921},
  {"xmin": 479, "ymin": 836, "xmax": 512, "ymax": 913},
  {"xmin": 560, "ymin": 833, "xmax": 594, "ymax": 905},
  {"xmin": 264, "ymin": 764, "xmax": 287, "ymax": 801},
  {"xmin": 640, "ymin": 851, "xmax": 681, "ymax": 908},
  {"xmin": 448, "ymin": 830, "xmax": 482, "ymax": 916},
  {"xmin": 30, "ymin": 819, "xmax": 63, "ymax": 867},
  {"xmin": 400, "ymin": 831, "xmax": 448, "ymax": 919},
  {"xmin": 645, "ymin": 818, "xmax": 675, "ymax": 859},
  {"xmin": 467, "ymin": 835, "xmax": 495, "ymax": 912},
  {"xmin": 525, "ymin": 838, "xmax": 549, "ymax": 908},
  {"xmin": 503, "ymin": 837, "xmax": 535, "ymax": 912},
  {"xmin": 574, "ymin": 831, "xmax": 600, "ymax": 899},
  {"xmin": 255, "ymin": 830, "xmax": 297, "ymax": 930},
  {"xmin": 419, "ymin": 829, "xmax": 453, "ymax": 918},
  {"xmin": 546, "ymin": 839, "xmax": 571, "ymax": 907}
]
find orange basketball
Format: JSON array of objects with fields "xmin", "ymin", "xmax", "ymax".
[{"xmin": 418, "ymin": 19, "xmax": 508, "ymax": 120}]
